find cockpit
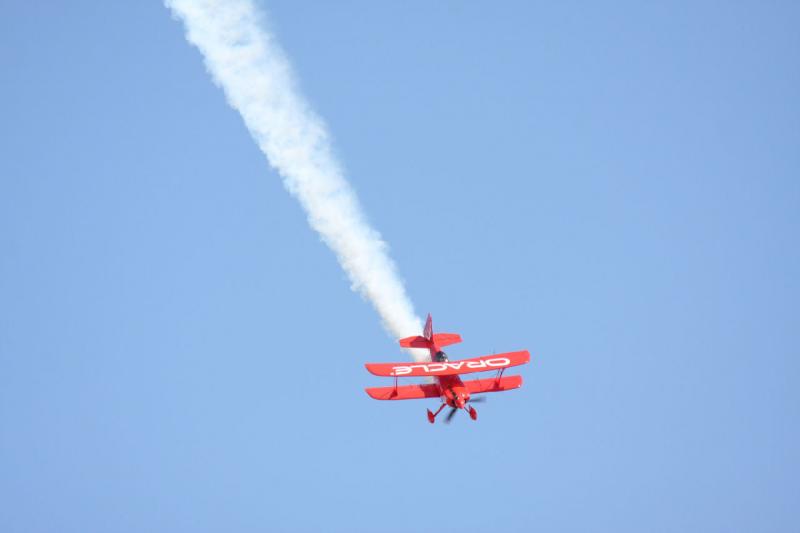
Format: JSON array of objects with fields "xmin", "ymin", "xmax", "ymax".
[{"xmin": 433, "ymin": 351, "xmax": 449, "ymax": 362}]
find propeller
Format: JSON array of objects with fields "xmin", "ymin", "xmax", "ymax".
[{"xmin": 444, "ymin": 396, "xmax": 486, "ymax": 423}]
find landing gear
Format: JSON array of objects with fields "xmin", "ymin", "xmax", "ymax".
[
  {"xmin": 428, "ymin": 403, "xmax": 478, "ymax": 423},
  {"xmin": 427, "ymin": 403, "xmax": 447, "ymax": 424}
]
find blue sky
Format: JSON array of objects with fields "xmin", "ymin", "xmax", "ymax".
[{"xmin": 1, "ymin": 1, "xmax": 798, "ymax": 532}]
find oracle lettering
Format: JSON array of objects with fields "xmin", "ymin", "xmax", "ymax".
[{"xmin": 389, "ymin": 357, "xmax": 511, "ymax": 376}]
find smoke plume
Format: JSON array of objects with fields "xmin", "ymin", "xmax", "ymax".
[{"xmin": 166, "ymin": 0, "xmax": 424, "ymax": 356}]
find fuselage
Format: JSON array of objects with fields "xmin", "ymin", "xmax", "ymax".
[{"xmin": 429, "ymin": 346, "xmax": 470, "ymax": 408}]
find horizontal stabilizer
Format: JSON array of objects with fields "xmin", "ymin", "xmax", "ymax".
[
  {"xmin": 365, "ymin": 383, "xmax": 441, "ymax": 401},
  {"xmin": 398, "ymin": 335, "xmax": 431, "ymax": 348},
  {"xmin": 365, "ymin": 350, "xmax": 530, "ymax": 378},
  {"xmin": 398, "ymin": 332, "xmax": 462, "ymax": 348},
  {"xmin": 432, "ymin": 333, "xmax": 462, "ymax": 347}
]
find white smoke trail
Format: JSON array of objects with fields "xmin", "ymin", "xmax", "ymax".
[{"xmin": 166, "ymin": 0, "xmax": 425, "ymax": 356}]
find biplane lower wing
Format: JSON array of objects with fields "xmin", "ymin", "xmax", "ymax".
[
  {"xmin": 464, "ymin": 374, "xmax": 523, "ymax": 394},
  {"xmin": 364, "ymin": 375, "xmax": 523, "ymax": 401},
  {"xmin": 365, "ymin": 350, "xmax": 530, "ymax": 378},
  {"xmin": 365, "ymin": 382, "xmax": 441, "ymax": 401}
]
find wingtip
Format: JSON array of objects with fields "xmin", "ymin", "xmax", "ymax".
[
  {"xmin": 364, "ymin": 387, "xmax": 382, "ymax": 400},
  {"xmin": 364, "ymin": 363, "xmax": 382, "ymax": 376}
]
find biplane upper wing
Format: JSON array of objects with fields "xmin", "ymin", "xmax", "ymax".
[
  {"xmin": 365, "ymin": 382, "xmax": 441, "ymax": 401},
  {"xmin": 365, "ymin": 350, "xmax": 530, "ymax": 378}
]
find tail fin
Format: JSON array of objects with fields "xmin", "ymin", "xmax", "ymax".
[{"xmin": 399, "ymin": 313, "xmax": 433, "ymax": 348}]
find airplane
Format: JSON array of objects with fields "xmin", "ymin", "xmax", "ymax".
[{"xmin": 364, "ymin": 314, "xmax": 530, "ymax": 423}]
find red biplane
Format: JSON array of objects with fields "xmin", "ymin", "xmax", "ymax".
[{"xmin": 365, "ymin": 314, "xmax": 530, "ymax": 423}]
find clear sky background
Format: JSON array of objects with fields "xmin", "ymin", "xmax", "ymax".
[{"xmin": 1, "ymin": 1, "xmax": 798, "ymax": 532}]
